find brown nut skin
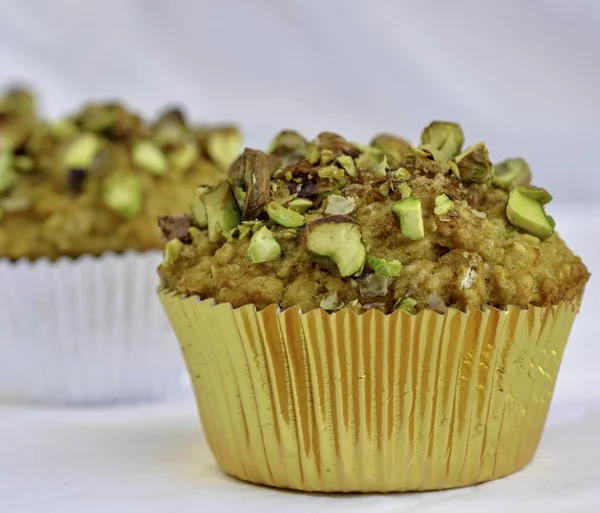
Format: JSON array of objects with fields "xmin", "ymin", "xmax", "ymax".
[
  {"xmin": 158, "ymin": 214, "xmax": 193, "ymax": 243},
  {"xmin": 239, "ymin": 148, "xmax": 271, "ymax": 221},
  {"xmin": 314, "ymin": 132, "xmax": 360, "ymax": 158}
]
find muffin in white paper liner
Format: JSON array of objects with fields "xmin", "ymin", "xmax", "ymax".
[{"xmin": 0, "ymin": 251, "xmax": 189, "ymax": 404}]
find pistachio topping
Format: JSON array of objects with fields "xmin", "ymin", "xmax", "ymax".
[
  {"xmin": 335, "ymin": 154, "xmax": 356, "ymax": 177},
  {"xmin": 370, "ymin": 133, "xmax": 410, "ymax": 167},
  {"xmin": 247, "ymin": 225, "xmax": 281, "ymax": 263},
  {"xmin": 395, "ymin": 297, "xmax": 418, "ymax": 314},
  {"xmin": 433, "ymin": 194, "xmax": 454, "ymax": 216},
  {"xmin": 64, "ymin": 134, "xmax": 100, "ymax": 169},
  {"xmin": 492, "ymin": 158, "xmax": 532, "ymax": 190},
  {"xmin": 191, "ymin": 186, "xmax": 209, "ymax": 228},
  {"xmin": 132, "ymin": 140, "xmax": 168, "ymax": 175},
  {"xmin": 454, "ymin": 142, "xmax": 493, "ymax": 184},
  {"xmin": 162, "ymin": 238, "xmax": 183, "ymax": 266},
  {"xmin": 158, "ymin": 214, "xmax": 193, "ymax": 243},
  {"xmin": 390, "ymin": 197, "xmax": 424, "ymax": 240},
  {"xmin": 101, "ymin": 174, "xmax": 143, "ymax": 219},
  {"xmin": 506, "ymin": 186, "xmax": 555, "ymax": 240},
  {"xmin": 365, "ymin": 255, "xmax": 402, "ymax": 277},
  {"xmin": 317, "ymin": 165, "xmax": 345, "ymax": 180},
  {"xmin": 319, "ymin": 291, "xmax": 344, "ymax": 311},
  {"xmin": 169, "ymin": 143, "xmax": 198, "ymax": 172},
  {"xmin": 239, "ymin": 148, "xmax": 271, "ymax": 221},
  {"xmin": 202, "ymin": 181, "xmax": 242, "ymax": 243},
  {"xmin": 304, "ymin": 215, "xmax": 366, "ymax": 277},
  {"xmin": 358, "ymin": 274, "xmax": 390, "ymax": 296},
  {"xmin": 287, "ymin": 198, "xmax": 313, "ymax": 213},
  {"xmin": 399, "ymin": 182, "xmax": 412, "ymax": 199},
  {"xmin": 325, "ymin": 194, "xmax": 356, "ymax": 215},
  {"xmin": 268, "ymin": 130, "xmax": 307, "ymax": 156},
  {"xmin": 266, "ymin": 201, "xmax": 305, "ymax": 227},
  {"xmin": 420, "ymin": 121, "xmax": 464, "ymax": 159},
  {"xmin": 204, "ymin": 126, "xmax": 242, "ymax": 171},
  {"xmin": 392, "ymin": 167, "xmax": 411, "ymax": 181}
]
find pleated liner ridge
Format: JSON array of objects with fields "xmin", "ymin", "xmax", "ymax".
[{"xmin": 159, "ymin": 290, "xmax": 579, "ymax": 492}]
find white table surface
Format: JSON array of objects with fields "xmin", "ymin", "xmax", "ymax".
[{"xmin": 2, "ymin": 207, "xmax": 600, "ymax": 513}]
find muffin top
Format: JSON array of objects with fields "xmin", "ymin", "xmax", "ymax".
[
  {"xmin": 0, "ymin": 88, "xmax": 241, "ymax": 260},
  {"xmin": 158, "ymin": 123, "xmax": 589, "ymax": 314}
]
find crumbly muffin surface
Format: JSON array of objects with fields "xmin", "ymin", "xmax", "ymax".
[
  {"xmin": 159, "ymin": 125, "xmax": 589, "ymax": 314},
  {"xmin": 0, "ymin": 89, "xmax": 241, "ymax": 260}
]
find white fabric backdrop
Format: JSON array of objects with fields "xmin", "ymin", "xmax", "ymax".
[{"xmin": 0, "ymin": 0, "xmax": 598, "ymax": 202}]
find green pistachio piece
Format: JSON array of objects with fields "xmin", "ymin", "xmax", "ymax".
[
  {"xmin": 191, "ymin": 186, "xmax": 209, "ymax": 228},
  {"xmin": 0, "ymin": 151, "xmax": 17, "ymax": 193},
  {"xmin": 319, "ymin": 291, "xmax": 344, "ymax": 311},
  {"xmin": 25, "ymin": 123, "xmax": 49, "ymax": 154},
  {"xmin": 162, "ymin": 239, "xmax": 183, "ymax": 266},
  {"xmin": 188, "ymin": 226, "xmax": 204, "ymax": 242},
  {"xmin": 433, "ymin": 194, "xmax": 454, "ymax": 216},
  {"xmin": 325, "ymin": 194, "xmax": 356, "ymax": 215},
  {"xmin": 506, "ymin": 186, "xmax": 555, "ymax": 240},
  {"xmin": 454, "ymin": 142, "xmax": 493, "ymax": 184},
  {"xmin": 205, "ymin": 126, "xmax": 242, "ymax": 170},
  {"xmin": 50, "ymin": 119, "xmax": 78, "ymax": 139},
  {"xmin": 492, "ymin": 158, "xmax": 532, "ymax": 190},
  {"xmin": 400, "ymin": 182, "xmax": 412, "ymax": 199},
  {"xmin": 268, "ymin": 130, "xmax": 307, "ymax": 155},
  {"xmin": 395, "ymin": 297, "xmax": 418, "ymax": 314},
  {"xmin": 287, "ymin": 198, "xmax": 313, "ymax": 213},
  {"xmin": 305, "ymin": 143, "xmax": 320, "ymax": 165},
  {"xmin": 448, "ymin": 160, "xmax": 460, "ymax": 179},
  {"xmin": 370, "ymin": 133, "xmax": 410, "ymax": 167},
  {"xmin": 304, "ymin": 215, "xmax": 366, "ymax": 277},
  {"xmin": 101, "ymin": 174, "xmax": 143, "ymax": 219},
  {"xmin": 169, "ymin": 143, "xmax": 198, "ymax": 172},
  {"xmin": 202, "ymin": 181, "xmax": 242, "ymax": 243},
  {"xmin": 318, "ymin": 165, "xmax": 345, "ymax": 180},
  {"xmin": 132, "ymin": 140, "xmax": 168, "ymax": 175},
  {"xmin": 390, "ymin": 197, "xmax": 424, "ymax": 240},
  {"xmin": 64, "ymin": 134, "xmax": 101, "ymax": 169},
  {"xmin": 238, "ymin": 224, "xmax": 253, "ymax": 239},
  {"xmin": 319, "ymin": 149, "xmax": 335, "ymax": 165},
  {"xmin": 354, "ymin": 149, "xmax": 387, "ymax": 175},
  {"xmin": 420, "ymin": 121, "xmax": 464, "ymax": 159},
  {"xmin": 392, "ymin": 167, "xmax": 411, "ymax": 181},
  {"xmin": 366, "ymin": 256, "xmax": 402, "ymax": 277},
  {"xmin": 266, "ymin": 201, "xmax": 305, "ymax": 227},
  {"xmin": 247, "ymin": 226, "xmax": 281, "ymax": 263},
  {"xmin": 335, "ymin": 155, "xmax": 356, "ymax": 177}
]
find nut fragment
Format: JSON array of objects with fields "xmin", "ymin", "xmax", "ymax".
[
  {"xmin": 101, "ymin": 173, "xmax": 143, "ymax": 219},
  {"xmin": 304, "ymin": 215, "xmax": 366, "ymax": 277},
  {"xmin": 365, "ymin": 255, "xmax": 402, "ymax": 277},
  {"xmin": 390, "ymin": 197, "xmax": 424, "ymax": 240},
  {"xmin": 266, "ymin": 201, "xmax": 305, "ymax": 227},
  {"xmin": 205, "ymin": 126, "xmax": 242, "ymax": 170},
  {"xmin": 247, "ymin": 226, "xmax": 281, "ymax": 263},
  {"xmin": 202, "ymin": 181, "xmax": 242, "ymax": 243},
  {"xmin": 325, "ymin": 194, "xmax": 356, "ymax": 215},
  {"xmin": 287, "ymin": 198, "xmax": 313, "ymax": 213},
  {"xmin": 395, "ymin": 297, "xmax": 418, "ymax": 314},
  {"xmin": 158, "ymin": 214, "xmax": 193, "ymax": 243},
  {"xmin": 240, "ymin": 148, "xmax": 271, "ymax": 220},
  {"xmin": 191, "ymin": 186, "xmax": 209, "ymax": 228},
  {"xmin": 162, "ymin": 239, "xmax": 183, "ymax": 267},
  {"xmin": 420, "ymin": 121, "xmax": 464, "ymax": 159},
  {"xmin": 506, "ymin": 185, "xmax": 555, "ymax": 240},
  {"xmin": 358, "ymin": 274, "xmax": 390, "ymax": 296},
  {"xmin": 492, "ymin": 157, "xmax": 531, "ymax": 190},
  {"xmin": 64, "ymin": 134, "xmax": 100, "ymax": 169},
  {"xmin": 370, "ymin": 133, "xmax": 410, "ymax": 167},
  {"xmin": 319, "ymin": 291, "xmax": 344, "ymax": 311},
  {"xmin": 454, "ymin": 142, "xmax": 493, "ymax": 184},
  {"xmin": 132, "ymin": 140, "xmax": 168, "ymax": 175},
  {"xmin": 433, "ymin": 194, "xmax": 454, "ymax": 216}
]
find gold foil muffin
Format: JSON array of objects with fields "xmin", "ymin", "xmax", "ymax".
[
  {"xmin": 0, "ymin": 89, "xmax": 241, "ymax": 260},
  {"xmin": 158, "ymin": 123, "xmax": 589, "ymax": 492}
]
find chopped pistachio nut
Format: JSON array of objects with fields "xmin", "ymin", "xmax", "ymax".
[
  {"xmin": 358, "ymin": 274, "xmax": 390, "ymax": 296},
  {"xmin": 205, "ymin": 126, "xmax": 242, "ymax": 170},
  {"xmin": 325, "ymin": 194, "xmax": 356, "ymax": 215},
  {"xmin": 268, "ymin": 130, "xmax": 307, "ymax": 155},
  {"xmin": 238, "ymin": 224, "xmax": 253, "ymax": 239},
  {"xmin": 190, "ymin": 186, "xmax": 209, "ymax": 228},
  {"xmin": 390, "ymin": 197, "xmax": 424, "ymax": 240},
  {"xmin": 281, "ymin": 228, "xmax": 298, "ymax": 240},
  {"xmin": 0, "ymin": 151, "xmax": 17, "ymax": 193},
  {"xmin": 202, "ymin": 181, "xmax": 242, "ymax": 242},
  {"xmin": 188, "ymin": 226, "xmax": 204, "ymax": 242},
  {"xmin": 366, "ymin": 256, "xmax": 402, "ymax": 277},
  {"xmin": 287, "ymin": 198, "xmax": 313, "ymax": 213},
  {"xmin": 395, "ymin": 297, "xmax": 418, "ymax": 314},
  {"xmin": 399, "ymin": 182, "xmax": 412, "ymax": 199},
  {"xmin": 234, "ymin": 186, "xmax": 247, "ymax": 204},
  {"xmin": 240, "ymin": 148, "xmax": 271, "ymax": 221},
  {"xmin": 14, "ymin": 155, "xmax": 34, "ymax": 172},
  {"xmin": 433, "ymin": 194, "xmax": 454, "ymax": 216},
  {"xmin": 448, "ymin": 160, "xmax": 460, "ymax": 179},
  {"xmin": 318, "ymin": 165, "xmax": 345, "ymax": 180},
  {"xmin": 392, "ymin": 167, "xmax": 411, "ymax": 181},
  {"xmin": 319, "ymin": 149, "xmax": 335, "ymax": 165},
  {"xmin": 454, "ymin": 142, "xmax": 493, "ymax": 184},
  {"xmin": 162, "ymin": 239, "xmax": 183, "ymax": 266},
  {"xmin": 492, "ymin": 157, "xmax": 532, "ymax": 190},
  {"xmin": 374, "ymin": 155, "xmax": 389, "ymax": 177},
  {"xmin": 247, "ymin": 226, "xmax": 281, "ymax": 263},
  {"xmin": 305, "ymin": 143, "xmax": 320, "ymax": 164},
  {"xmin": 506, "ymin": 185, "xmax": 555, "ymax": 240},
  {"xmin": 335, "ymin": 155, "xmax": 357, "ymax": 177},
  {"xmin": 370, "ymin": 134, "xmax": 410, "ymax": 167},
  {"xmin": 101, "ymin": 174, "xmax": 143, "ymax": 219},
  {"xmin": 420, "ymin": 121, "xmax": 464, "ymax": 159},
  {"xmin": 64, "ymin": 134, "xmax": 100, "ymax": 169},
  {"xmin": 304, "ymin": 216, "xmax": 366, "ymax": 277},
  {"xmin": 266, "ymin": 201, "xmax": 305, "ymax": 227},
  {"xmin": 169, "ymin": 143, "xmax": 198, "ymax": 172},
  {"xmin": 319, "ymin": 291, "xmax": 344, "ymax": 312},
  {"xmin": 354, "ymin": 149, "xmax": 386, "ymax": 174},
  {"xmin": 132, "ymin": 140, "xmax": 168, "ymax": 175},
  {"xmin": 242, "ymin": 220, "xmax": 265, "ymax": 234}
]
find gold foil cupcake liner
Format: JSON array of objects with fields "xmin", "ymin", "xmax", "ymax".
[{"xmin": 159, "ymin": 290, "xmax": 579, "ymax": 492}]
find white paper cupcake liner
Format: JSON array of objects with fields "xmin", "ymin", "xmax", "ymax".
[{"xmin": 0, "ymin": 251, "xmax": 190, "ymax": 405}]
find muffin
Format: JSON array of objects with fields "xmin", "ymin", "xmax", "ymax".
[
  {"xmin": 0, "ymin": 88, "xmax": 242, "ymax": 404},
  {"xmin": 158, "ymin": 123, "xmax": 589, "ymax": 492}
]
